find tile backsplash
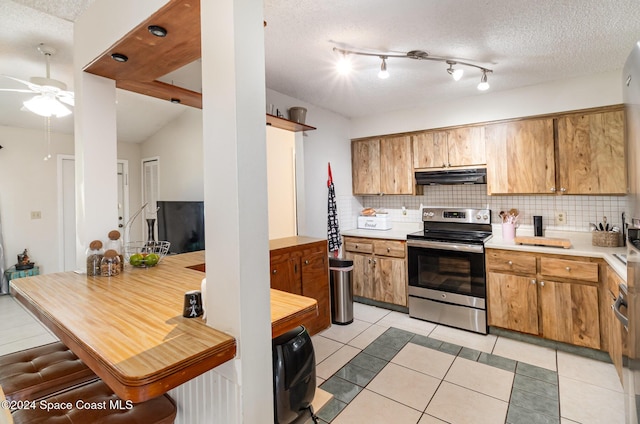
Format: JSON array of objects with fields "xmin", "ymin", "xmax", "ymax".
[{"xmin": 356, "ymin": 184, "xmax": 628, "ymax": 232}]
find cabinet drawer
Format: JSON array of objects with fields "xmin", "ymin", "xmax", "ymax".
[
  {"xmin": 374, "ymin": 240, "xmax": 405, "ymax": 258},
  {"xmin": 344, "ymin": 240, "xmax": 373, "ymax": 254},
  {"xmin": 486, "ymin": 250, "xmax": 536, "ymax": 274},
  {"xmin": 540, "ymin": 257, "xmax": 598, "ymax": 282}
]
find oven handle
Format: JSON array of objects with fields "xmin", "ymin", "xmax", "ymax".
[
  {"xmin": 613, "ymin": 291, "xmax": 629, "ymax": 330},
  {"xmin": 407, "ymin": 239, "xmax": 484, "ymax": 253}
]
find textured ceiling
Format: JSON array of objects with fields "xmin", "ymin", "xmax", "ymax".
[{"xmin": 1, "ymin": 0, "xmax": 640, "ymax": 142}]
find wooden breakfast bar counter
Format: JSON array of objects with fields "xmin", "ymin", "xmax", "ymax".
[{"xmin": 9, "ymin": 250, "xmax": 317, "ymax": 403}]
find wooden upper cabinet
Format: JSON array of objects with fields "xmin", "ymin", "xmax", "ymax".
[
  {"xmin": 380, "ymin": 136, "xmax": 414, "ymax": 194},
  {"xmin": 556, "ymin": 109, "xmax": 626, "ymax": 195},
  {"xmin": 413, "ymin": 127, "xmax": 485, "ymax": 169},
  {"xmin": 412, "ymin": 131, "xmax": 448, "ymax": 168},
  {"xmin": 352, "ymin": 138, "xmax": 381, "ymax": 195},
  {"xmin": 447, "ymin": 126, "xmax": 486, "ymax": 167},
  {"xmin": 485, "ymin": 118, "xmax": 556, "ymax": 194},
  {"xmin": 352, "ymin": 136, "xmax": 414, "ymax": 195}
]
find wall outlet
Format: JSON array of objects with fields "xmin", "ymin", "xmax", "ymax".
[
  {"xmin": 555, "ymin": 211, "xmax": 567, "ymax": 225},
  {"xmin": 30, "ymin": 211, "xmax": 41, "ymax": 219}
]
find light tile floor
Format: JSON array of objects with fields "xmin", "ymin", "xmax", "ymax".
[
  {"xmin": 0, "ymin": 295, "xmax": 625, "ymax": 424},
  {"xmin": 311, "ymin": 302, "xmax": 624, "ymax": 424}
]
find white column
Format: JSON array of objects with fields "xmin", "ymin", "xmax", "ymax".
[
  {"xmin": 201, "ymin": 0, "xmax": 272, "ymax": 422},
  {"xmin": 72, "ymin": 71, "xmax": 118, "ymax": 268}
]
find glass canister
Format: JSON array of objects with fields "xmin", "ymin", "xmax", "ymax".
[
  {"xmin": 105, "ymin": 230, "xmax": 124, "ymax": 272},
  {"xmin": 86, "ymin": 240, "xmax": 104, "ymax": 276},
  {"xmin": 101, "ymin": 249, "xmax": 121, "ymax": 276}
]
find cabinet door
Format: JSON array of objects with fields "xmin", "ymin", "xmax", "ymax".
[
  {"xmin": 352, "ymin": 139, "xmax": 381, "ymax": 195},
  {"xmin": 301, "ymin": 251, "xmax": 330, "ymax": 334},
  {"xmin": 447, "ymin": 126, "xmax": 486, "ymax": 167},
  {"xmin": 345, "ymin": 251, "xmax": 373, "ymax": 299},
  {"xmin": 485, "ymin": 118, "xmax": 555, "ymax": 194},
  {"xmin": 373, "ymin": 256, "xmax": 407, "ymax": 306},
  {"xmin": 487, "ymin": 272, "xmax": 538, "ymax": 334},
  {"xmin": 538, "ymin": 280, "xmax": 601, "ymax": 349},
  {"xmin": 412, "ymin": 131, "xmax": 448, "ymax": 169},
  {"xmin": 380, "ymin": 135, "xmax": 414, "ymax": 194},
  {"xmin": 269, "ymin": 254, "xmax": 300, "ymax": 294},
  {"xmin": 557, "ymin": 110, "xmax": 626, "ymax": 194}
]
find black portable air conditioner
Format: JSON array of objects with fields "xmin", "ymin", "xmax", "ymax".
[{"xmin": 272, "ymin": 326, "xmax": 318, "ymax": 423}]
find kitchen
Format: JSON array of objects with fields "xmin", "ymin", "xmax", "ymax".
[{"xmin": 1, "ymin": 1, "xmax": 640, "ymax": 424}]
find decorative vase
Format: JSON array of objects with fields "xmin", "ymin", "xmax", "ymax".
[{"xmin": 146, "ymin": 218, "xmax": 156, "ymax": 242}]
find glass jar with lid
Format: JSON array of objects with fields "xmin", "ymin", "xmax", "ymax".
[
  {"xmin": 86, "ymin": 240, "xmax": 104, "ymax": 276},
  {"xmin": 100, "ymin": 249, "xmax": 121, "ymax": 276},
  {"xmin": 105, "ymin": 230, "xmax": 124, "ymax": 271}
]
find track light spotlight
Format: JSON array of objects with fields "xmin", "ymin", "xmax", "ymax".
[
  {"xmin": 378, "ymin": 57, "xmax": 389, "ymax": 79},
  {"xmin": 446, "ymin": 61, "xmax": 464, "ymax": 81},
  {"xmin": 477, "ymin": 70, "xmax": 490, "ymax": 91}
]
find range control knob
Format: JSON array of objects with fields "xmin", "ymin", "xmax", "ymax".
[
  {"xmin": 476, "ymin": 214, "xmax": 481, "ymax": 220},
  {"xmin": 483, "ymin": 214, "xmax": 489, "ymax": 220}
]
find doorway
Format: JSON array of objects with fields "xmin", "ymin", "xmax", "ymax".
[
  {"xmin": 58, "ymin": 157, "xmax": 129, "ymax": 271},
  {"xmin": 266, "ymin": 126, "xmax": 297, "ymax": 239}
]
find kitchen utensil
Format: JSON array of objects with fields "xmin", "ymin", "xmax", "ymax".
[
  {"xmin": 589, "ymin": 223, "xmax": 598, "ymax": 232},
  {"xmin": 603, "ymin": 216, "xmax": 609, "ymax": 231}
]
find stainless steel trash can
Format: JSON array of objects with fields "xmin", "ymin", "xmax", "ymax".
[{"xmin": 329, "ymin": 257, "xmax": 354, "ymax": 325}]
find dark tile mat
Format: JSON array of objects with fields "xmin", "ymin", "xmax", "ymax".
[
  {"xmin": 362, "ymin": 340, "xmax": 400, "ymax": 361},
  {"xmin": 348, "ymin": 352, "xmax": 388, "ymax": 374},
  {"xmin": 410, "ymin": 334, "xmax": 443, "ymax": 350},
  {"xmin": 319, "ymin": 376, "xmax": 362, "ymax": 404},
  {"xmin": 315, "ymin": 397, "xmax": 347, "ymax": 423},
  {"xmin": 478, "ymin": 352, "xmax": 517, "ymax": 372},
  {"xmin": 335, "ymin": 363, "xmax": 378, "ymax": 387},
  {"xmin": 516, "ymin": 362, "xmax": 558, "ymax": 385},
  {"xmin": 510, "ymin": 388, "xmax": 560, "ymax": 418},
  {"xmin": 506, "ymin": 403, "xmax": 560, "ymax": 424},
  {"xmin": 458, "ymin": 347, "xmax": 482, "ymax": 361},
  {"xmin": 512, "ymin": 374, "xmax": 559, "ymax": 401}
]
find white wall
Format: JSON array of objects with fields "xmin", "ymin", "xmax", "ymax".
[
  {"xmin": 140, "ymin": 108, "xmax": 204, "ymax": 201},
  {"xmin": 0, "ymin": 125, "xmax": 142, "ymax": 274},
  {"xmin": 350, "ymin": 70, "xmax": 622, "ymax": 138},
  {"xmin": 266, "ymin": 89, "xmax": 358, "ymax": 238}
]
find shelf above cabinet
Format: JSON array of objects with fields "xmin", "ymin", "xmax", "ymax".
[{"xmin": 266, "ymin": 114, "xmax": 316, "ymax": 132}]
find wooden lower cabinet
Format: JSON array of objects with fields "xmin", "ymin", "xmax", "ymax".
[
  {"xmin": 344, "ymin": 237, "xmax": 407, "ymax": 307},
  {"xmin": 269, "ymin": 238, "xmax": 330, "ymax": 335},
  {"xmin": 487, "ymin": 273, "xmax": 538, "ymax": 334},
  {"xmin": 486, "ymin": 248, "xmax": 602, "ymax": 350},
  {"xmin": 538, "ymin": 280, "xmax": 600, "ymax": 349}
]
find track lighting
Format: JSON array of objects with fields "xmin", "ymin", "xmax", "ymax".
[
  {"xmin": 333, "ymin": 47, "xmax": 493, "ymax": 91},
  {"xmin": 111, "ymin": 53, "xmax": 128, "ymax": 63},
  {"xmin": 378, "ymin": 57, "xmax": 389, "ymax": 79},
  {"xmin": 477, "ymin": 70, "xmax": 490, "ymax": 91},
  {"xmin": 446, "ymin": 61, "xmax": 464, "ymax": 81},
  {"xmin": 148, "ymin": 25, "xmax": 167, "ymax": 37}
]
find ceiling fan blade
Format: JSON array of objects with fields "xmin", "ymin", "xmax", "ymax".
[
  {"xmin": 58, "ymin": 95, "xmax": 74, "ymax": 106},
  {"xmin": 0, "ymin": 88, "xmax": 35, "ymax": 93},
  {"xmin": 1, "ymin": 75, "xmax": 41, "ymax": 92}
]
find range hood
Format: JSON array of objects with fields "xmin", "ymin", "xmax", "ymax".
[{"xmin": 415, "ymin": 168, "xmax": 487, "ymax": 185}]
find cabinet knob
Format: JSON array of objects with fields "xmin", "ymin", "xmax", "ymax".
[
  {"xmin": 368, "ymin": 258, "xmax": 372, "ymax": 264},
  {"xmin": 442, "ymin": 163, "xmax": 446, "ymax": 168},
  {"xmin": 305, "ymin": 260, "xmax": 310, "ymax": 265},
  {"xmin": 387, "ymin": 247, "xmax": 391, "ymax": 253},
  {"xmin": 550, "ymin": 187, "xmax": 556, "ymax": 192},
  {"xmin": 272, "ymin": 269, "xmax": 277, "ymax": 274},
  {"xmin": 355, "ymin": 244, "xmax": 358, "ymax": 248},
  {"xmin": 373, "ymin": 259, "xmax": 377, "ymax": 265},
  {"xmin": 508, "ymin": 260, "xmax": 513, "ymax": 266},
  {"xmin": 531, "ymin": 279, "xmax": 536, "ymax": 285},
  {"xmin": 540, "ymin": 281, "xmax": 545, "ymax": 287},
  {"xmin": 448, "ymin": 163, "xmax": 451, "ymax": 167},
  {"xmin": 565, "ymin": 266, "xmax": 571, "ymax": 271},
  {"xmin": 560, "ymin": 187, "xmax": 567, "ymax": 193}
]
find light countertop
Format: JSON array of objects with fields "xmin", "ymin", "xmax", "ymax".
[{"xmin": 342, "ymin": 221, "xmax": 628, "ymax": 280}]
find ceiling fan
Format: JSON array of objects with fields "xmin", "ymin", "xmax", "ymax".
[{"xmin": 0, "ymin": 43, "xmax": 74, "ymax": 117}]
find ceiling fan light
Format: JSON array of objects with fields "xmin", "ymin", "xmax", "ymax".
[{"xmin": 23, "ymin": 94, "xmax": 71, "ymax": 117}]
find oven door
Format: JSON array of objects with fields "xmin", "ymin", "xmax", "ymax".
[{"xmin": 407, "ymin": 239, "xmax": 486, "ymax": 303}]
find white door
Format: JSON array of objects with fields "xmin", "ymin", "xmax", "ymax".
[
  {"xmin": 266, "ymin": 126, "xmax": 297, "ymax": 239},
  {"xmin": 59, "ymin": 157, "xmax": 129, "ymax": 271}
]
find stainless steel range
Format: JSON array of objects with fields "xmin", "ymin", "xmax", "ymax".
[{"xmin": 407, "ymin": 207, "xmax": 492, "ymax": 334}]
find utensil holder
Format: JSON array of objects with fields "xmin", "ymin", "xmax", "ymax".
[
  {"xmin": 502, "ymin": 223, "xmax": 516, "ymax": 242},
  {"xmin": 592, "ymin": 231, "xmax": 621, "ymax": 247}
]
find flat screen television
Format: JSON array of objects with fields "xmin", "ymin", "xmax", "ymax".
[{"xmin": 157, "ymin": 201, "xmax": 205, "ymax": 254}]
